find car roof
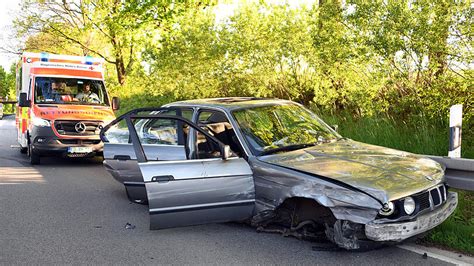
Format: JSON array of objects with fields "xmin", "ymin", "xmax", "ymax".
[{"xmin": 166, "ymin": 97, "xmax": 293, "ymax": 111}]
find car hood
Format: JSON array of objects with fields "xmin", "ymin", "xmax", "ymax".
[{"xmin": 259, "ymin": 139, "xmax": 444, "ymax": 201}]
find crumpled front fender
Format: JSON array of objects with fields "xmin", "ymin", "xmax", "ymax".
[
  {"xmin": 251, "ymin": 158, "xmax": 383, "ymax": 224},
  {"xmin": 288, "ymin": 183, "xmax": 381, "ymax": 224}
]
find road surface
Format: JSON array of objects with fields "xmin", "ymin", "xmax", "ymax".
[{"xmin": 0, "ymin": 115, "xmax": 458, "ymax": 264}]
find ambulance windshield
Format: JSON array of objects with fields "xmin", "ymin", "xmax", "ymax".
[{"xmin": 34, "ymin": 77, "xmax": 110, "ymax": 106}]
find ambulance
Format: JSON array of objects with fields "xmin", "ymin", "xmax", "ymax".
[{"xmin": 16, "ymin": 52, "xmax": 119, "ymax": 164}]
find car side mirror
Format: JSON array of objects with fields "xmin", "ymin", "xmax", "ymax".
[
  {"xmin": 331, "ymin": 124, "xmax": 338, "ymax": 132},
  {"xmin": 221, "ymin": 145, "xmax": 231, "ymax": 160},
  {"xmin": 112, "ymin": 97, "xmax": 120, "ymax": 110},
  {"xmin": 19, "ymin": 93, "xmax": 30, "ymax": 107}
]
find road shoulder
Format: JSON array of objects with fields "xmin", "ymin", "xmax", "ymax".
[{"xmin": 398, "ymin": 243, "xmax": 473, "ymax": 265}]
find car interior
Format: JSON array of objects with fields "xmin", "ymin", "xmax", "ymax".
[{"xmin": 196, "ymin": 110, "xmax": 243, "ymax": 159}]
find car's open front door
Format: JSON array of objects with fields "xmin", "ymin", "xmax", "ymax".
[{"xmin": 128, "ymin": 113, "xmax": 255, "ymax": 229}]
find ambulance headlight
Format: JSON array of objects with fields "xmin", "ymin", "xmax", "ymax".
[{"xmin": 31, "ymin": 117, "xmax": 51, "ymax": 127}]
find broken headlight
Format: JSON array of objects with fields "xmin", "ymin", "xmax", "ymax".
[{"xmin": 378, "ymin": 201, "xmax": 395, "ymax": 216}]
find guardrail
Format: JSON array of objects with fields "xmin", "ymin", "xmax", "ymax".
[
  {"xmin": 427, "ymin": 156, "xmax": 474, "ymax": 191},
  {"xmin": 0, "ymin": 101, "xmax": 17, "ymax": 105},
  {"xmin": 423, "ymin": 104, "xmax": 474, "ymax": 191}
]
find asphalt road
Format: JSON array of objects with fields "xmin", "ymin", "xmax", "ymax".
[{"xmin": 0, "ymin": 115, "xmax": 451, "ymax": 265}]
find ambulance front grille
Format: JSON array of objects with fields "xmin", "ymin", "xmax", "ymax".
[{"xmin": 54, "ymin": 120, "xmax": 101, "ymax": 136}]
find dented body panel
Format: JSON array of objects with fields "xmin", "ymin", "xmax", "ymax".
[{"xmin": 250, "ymin": 157, "xmax": 381, "ymax": 224}]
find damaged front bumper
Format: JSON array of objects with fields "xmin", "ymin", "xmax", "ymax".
[{"xmin": 365, "ymin": 192, "xmax": 458, "ymax": 242}]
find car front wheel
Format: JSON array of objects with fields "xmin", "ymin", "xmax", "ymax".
[{"xmin": 28, "ymin": 143, "xmax": 40, "ymax": 165}]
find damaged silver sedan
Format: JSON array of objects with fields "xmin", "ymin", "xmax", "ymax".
[{"xmin": 100, "ymin": 97, "xmax": 457, "ymax": 250}]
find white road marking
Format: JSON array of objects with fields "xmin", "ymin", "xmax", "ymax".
[{"xmin": 398, "ymin": 243, "xmax": 473, "ymax": 265}]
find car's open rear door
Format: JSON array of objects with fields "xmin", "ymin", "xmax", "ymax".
[
  {"xmin": 128, "ymin": 113, "xmax": 255, "ymax": 229},
  {"xmin": 100, "ymin": 107, "xmax": 187, "ymax": 203}
]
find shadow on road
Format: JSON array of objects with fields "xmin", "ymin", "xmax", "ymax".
[{"xmin": 37, "ymin": 156, "xmax": 104, "ymax": 167}]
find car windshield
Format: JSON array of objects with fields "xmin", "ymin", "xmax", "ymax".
[
  {"xmin": 233, "ymin": 104, "xmax": 340, "ymax": 155},
  {"xmin": 34, "ymin": 77, "xmax": 109, "ymax": 106}
]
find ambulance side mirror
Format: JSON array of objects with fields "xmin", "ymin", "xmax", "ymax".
[
  {"xmin": 19, "ymin": 93, "xmax": 30, "ymax": 108},
  {"xmin": 112, "ymin": 97, "xmax": 120, "ymax": 110}
]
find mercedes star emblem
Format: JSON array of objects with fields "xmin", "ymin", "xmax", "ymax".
[{"xmin": 75, "ymin": 122, "xmax": 86, "ymax": 133}]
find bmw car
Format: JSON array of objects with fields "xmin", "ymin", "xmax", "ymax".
[{"xmin": 100, "ymin": 97, "xmax": 457, "ymax": 250}]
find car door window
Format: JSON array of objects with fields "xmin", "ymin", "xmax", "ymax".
[
  {"xmin": 101, "ymin": 107, "xmax": 192, "ymax": 162},
  {"xmin": 133, "ymin": 116, "xmax": 222, "ymax": 160},
  {"xmin": 136, "ymin": 117, "xmax": 180, "ymax": 145},
  {"xmin": 197, "ymin": 110, "xmax": 242, "ymax": 157},
  {"xmin": 195, "ymin": 130, "xmax": 222, "ymax": 159},
  {"xmin": 103, "ymin": 118, "xmax": 130, "ymax": 144},
  {"xmin": 103, "ymin": 108, "xmax": 193, "ymax": 145},
  {"xmin": 136, "ymin": 109, "xmax": 192, "ymax": 145}
]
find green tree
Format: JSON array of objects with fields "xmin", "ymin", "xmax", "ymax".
[
  {"xmin": 0, "ymin": 67, "xmax": 7, "ymax": 99},
  {"xmin": 344, "ymin": 0, "xmax": 472, "ymax": 119},
  {"xmin": 0, "ymin": 64, "xmax": 17, "ymax": 113},
  {"xmin": 14, "ymin": 0, "xmax": 188, "ymax": 85}
]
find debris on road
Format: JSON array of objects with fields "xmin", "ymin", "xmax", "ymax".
[{"xmin": 125, "ymin": 223, "xmax": 136, "ymax": 229}]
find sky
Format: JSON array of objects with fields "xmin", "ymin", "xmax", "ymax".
[{"xmin": 0, "ymin": 0, "xmax": 21, "ymax": 70}]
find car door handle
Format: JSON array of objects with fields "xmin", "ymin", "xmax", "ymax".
[
  {"xmin": 114, "ymin": 155, "xmax": 131, "ymax": 161},
  {"xmin": 151, "ymin": 175, "xmax": 175, "ymax": 183}
]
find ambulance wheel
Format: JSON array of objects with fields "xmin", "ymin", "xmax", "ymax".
[
  {"xmin": 20, "ymin": 147, "xmax": 27, "ymax": 154},
  {"xmin": 28, "ymin": 144, "xmax": 40, "ymax": 165}
]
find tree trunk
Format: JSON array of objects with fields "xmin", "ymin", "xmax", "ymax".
[
  {"xmin": 115, "ymin": 57, "xmax": 126, "ymax": 85},
  {"xmin": 111, "ymin": 0, "xmax": 126, "ymax": 85}
]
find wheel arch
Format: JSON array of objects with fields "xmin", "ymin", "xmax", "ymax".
[{"xmin": 275, "ymin": 196, "xmax": 337, "ymax": 225}]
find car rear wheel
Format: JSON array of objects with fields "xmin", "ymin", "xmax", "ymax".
[
  {"xmin": 28, "ymin": 143, "xmax": 40, "ymax": 165},
  {"xmin": 20, "ymin": 147, "xmax": 27, "ymax": 154}
]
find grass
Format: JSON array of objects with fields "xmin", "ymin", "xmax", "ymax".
[
  {"xmin": 318, "ymin": 112, "xmax": 473, "ymax": 159},
  {"xmin": 317, "ymin": 112, "xmax": 473, "ymax": 254}
]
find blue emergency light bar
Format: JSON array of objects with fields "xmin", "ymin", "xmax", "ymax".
[
  {"xmin": 84, "ymin": 55, "xmax": 94, "ymax": 65},
  {"xmin": 40, "ymin": 52, "xmax": 49, "ymax": 62}
]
